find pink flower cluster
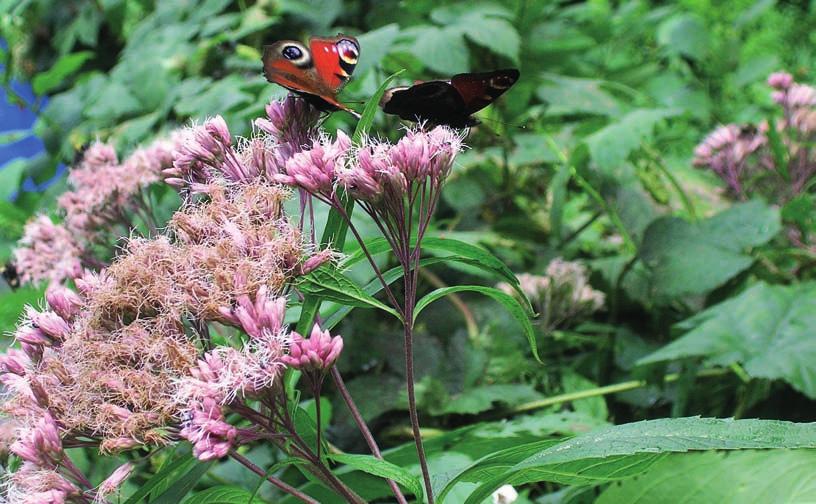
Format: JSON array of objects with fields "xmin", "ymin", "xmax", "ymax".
[
  {"xmin": 165, "ymin": 96, "xmax": 321, "ymax": 193},
  {"xmin": 13, "ymin": 136, "xmax": 179, "ymax": 288},
  {"xmin": 694, "ymin": 71, "xmax": 816, "ymax": 200}
]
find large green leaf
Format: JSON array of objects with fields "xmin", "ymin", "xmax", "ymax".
[
  {"xmin": 597, "ymin": 449, "xmax": 816, "ymax": 504},
  {"xmin": 182, "ymin": 485, "xmax": 265, "ymax": 504},
  {"xmin": 464, "ymin": 417, "xmax": 816, "ymax": 503},
  {"xmin": 639, "ymin": 282, "xmax": 816, "ymax": 397},
  {"xmin": 329, "ymin": 453, "xmax": 424, "ymax": 501},
  {"xmin": 584, "ymin": 109, "xmax": 677, "ymax": 174},
  {"xmin": 414, "ymin": 285, "xmax": 539, "ymax": 362},
  {"xmin": 639, "ymin": 200, "xmax": 780, "ymax": 298},
  {"xmin": 297, "ymin": 265, "xmax": 401, "ymax": 320}
]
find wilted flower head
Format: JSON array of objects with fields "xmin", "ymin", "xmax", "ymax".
[
  {"xmin": 4, "ymin": 463, "xmax": 80, "ymax": 504},
  {"xmin": 500, "ymin": 259, "xmax": 604, "ymax": 330},
  {"xmin": 13, "ymin": 216, "xmax": 83, "ymax": 286},
  {"xmin": 282, "ymin": 324, "xmax": 344, "ymax": 373}
]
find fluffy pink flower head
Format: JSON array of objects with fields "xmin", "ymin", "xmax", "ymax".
[
  {"xmin": 10, "ymin": 413, "xmax": 63, "ymax": 467},
  {"xmin": 276, "ymin": 130, "xmax": 352, "ymax": 195},
  {"xmin": 13, "ymin": 216, "xmax": 83, "ymax": 286},
  {"xmin": 6, "ymin": 463, "xmax": 80, "ymax": 504},
  {"xmin": 768, "ymin": 72, "xmax": 794, "ymax": 90},
  {"xmin": 255, "ymin": 96, "xmax": 321, "ymax": 161},
  {"xmin": 338, "ymin": 142, "xmax": 388, "ymax": 201},
  {"xmin": 168, "ymin": 116, "xmax": 253, "ymax": 190},
  {"xmin": 283, "ymin": 324, "xmax": 343, "ymax": 372}
]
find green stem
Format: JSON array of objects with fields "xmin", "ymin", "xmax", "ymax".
[
  {"xmin": 643, "ymin": 145, "xmax": 697, "ymax": 221},
  {"xmin": 504, "ymin": 367, "xmax": 731, "ymax": 416}
]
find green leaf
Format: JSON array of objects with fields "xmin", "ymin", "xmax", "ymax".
[
  {"xmin": 298, "ymin": 265, "xmax": 401, "ymax": 319},
  {"xmin": 355, "ymin": 24, "xmax": 401, "ymax": 75},
  {"xmin": 441, "ymin": 384, "xmax": 542, "ymax": 415},
  {"xmin": 0, "ymin": 159, "xmax": 28, "ymax": 200},
  {"xmin": 639, "ymin": 200, "xmax": 781, "ymax": 298},
  {"xmin": 456, "ymin": 17, "xmax": 520, "ymax": 64},
  {"xmin": 638, "ymin": 282, "xmax": 816, "ymax": 398},
  {"xmin": 414, "ymin": 285, "xmax": 539, "ymax": 362},
  {"xmin": 656, "ymin": 13, "xmax": 708, "ymax": 60},
  {"xmin": 585, "ymin": 109, "xmax": 677, "ymax": 174},
  {"xmin": 329, "ymin": 453, "xmax": 424, "ymax": 501},
  {"xmin": 0, "ymin": 200, "xmax": 29, "ymax": 239},
  {"xmin": 0, "ymin": 285, "xmax": 46, "ymax": 334},
  {"xmin": 465, "ymin": 417, "xmax": 816, "ymax": 504},
  {"xmin": 32, "ymin": 51, "xmax": 93, "ymax": 95},
  {"xmin": 182, "ymin": 485, "xmax": 263, "ymax": 504},
  {"xmin": 122, "ymin": 452, "xmax": 196, "ymax": 504},
  {"xmin": 536, "ymin": 74, "xmax": 620, "ymax": 116},
  {"xmin": 352, "ymin": 68, "xmax": 404, "ymax": 143},
  {"xmin": 406, "ymin": 26, "xmax": 469, "ymax": 74},
  {"xmin": 152, "ymin": 461, "xmax": 215, "ymax": 504},
  {"xmin": 437, "ymin": 439, "xmax": 560, "ymax": 503},
  {"xmin": 597, "ymin": 450, "xmax": 816, "ymax": 504},
  {"xmin": 0, "ymin": 129, "xmax": 30, "ymax": 145}
]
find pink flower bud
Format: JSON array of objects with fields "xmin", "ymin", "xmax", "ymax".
[
  {"xmin": 299, "ymin": 249, "xmax": 334, "ymax": 275},
  {"xmin": 283, "ymin": 324, "xmax": 343, "ymax": 372},
  {"xmin": 45, "ymin": 285, "xmax": 83, "ymax": 321},
  {"xmin": 11, "ymin": 413, "xmax": 63, "ymax": 466},
  {"xmin": 0, "ymin": 349, "xmax": 31, "ymax": 376},
  {"xmin": 768, "ymin": 72, "xmax": 794, "ymax": 90},
  {"xmin": 95, "ymin": 463, "xmax": 134, "ymax": 501},
  {"xmin": 26, "ymin": 308, "xmax": 70, "ymax": 341}
]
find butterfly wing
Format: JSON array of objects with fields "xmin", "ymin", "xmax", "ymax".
[
  {"xmin": 309, "ymin": 35, "xmax": 360, "ymax": 91},
  {"xmin": 450, "ymin": 69, "xmax": 519, "ymax": 115},
  {"xmin": 380, "ymin": 81, "xmax": 470, "ymax": 126},
  {"xmin": 262, "ymin": 35, "xmax": 360, "ymax": 117}
]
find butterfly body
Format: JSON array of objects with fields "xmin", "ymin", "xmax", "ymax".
[
  {"xmin": 262, "ymin": 35, "xmax": 361, "ymax": 117},
  {"xmin": 380, "ymin": 69, "xmax": 519, "ymax": 128}
]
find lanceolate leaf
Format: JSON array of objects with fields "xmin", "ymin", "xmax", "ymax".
[
  {"xmin": 638, "ymin": 282, "xmax": 816, "ymax": 397},
  {"xmin": 122, "ymin": 451, "xmax": 196, "ymax": 504},
  {"xmin": 298, "ymin": 265, "xmax": 401, "ymax": 320},
  {"xmin": 464, "ymin": 417, "xmax": 816, "ymax": 504},
  {"xmin": 152, "ymin": 461, "xmax": 215, "ymax": 504},
  {"xmin": 414, "ymin": 285, "xmax": 539, "ymax": 362},
  {"xmin": 329, "ymin": 453, "xmax": 425, "ymax": 501},
  {"xmin": 182, "ymin": 485, "xmax": 264, "ymax": 504}
]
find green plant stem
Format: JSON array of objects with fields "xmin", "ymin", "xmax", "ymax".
[
  {"xmin": 643, "ymin": 144, "xmax": 697, "ymax": 221},
  {"xmin": 506, "ymin": 367, "xmax": 731, "ymax": 416},
  {"xmin": 229, "ymin": 450, "xmax": 319, "ymax": 504}
]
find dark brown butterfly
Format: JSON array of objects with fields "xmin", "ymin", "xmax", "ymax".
[
  {"xmin": 1, "ymin": 261, "xmax": 20, "ymax": 290},
  {"xmin": 380, "ymin": 69, "xmax": 520, "ymax": 128},
  {"xmin": 262, "ymin": 34, "xmax": 361, "ymax": 118}
]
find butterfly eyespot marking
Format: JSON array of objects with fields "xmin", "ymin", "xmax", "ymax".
[
  {"xmin": 337, "ymin": 39, "xmax": 359, "ymax": 65},
  {"xmin": 281, "ymin": 43, "xmax": 312, "ymax": 68}
]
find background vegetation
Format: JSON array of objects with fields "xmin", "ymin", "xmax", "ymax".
[{"xmin": 3, "ymin": 0, "xmax": 816, "ymax": 502}]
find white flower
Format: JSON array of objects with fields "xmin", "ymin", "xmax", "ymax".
[{"xmin": 492, "ymin": 484, "xmax": 519, "ymax": 504}]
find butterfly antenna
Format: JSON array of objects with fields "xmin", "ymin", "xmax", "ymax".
[{"xmin": 477, "ymin": 116, "xmax": 528, "ymax": 131}]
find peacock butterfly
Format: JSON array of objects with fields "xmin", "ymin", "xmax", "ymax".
[
  {"xmin": 380, "ymin": 69, "xmax": 520, "ymax": 128},
  {"xmin": 262, "ymin": 34, "xmax": 361, "ymax": 118}
]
